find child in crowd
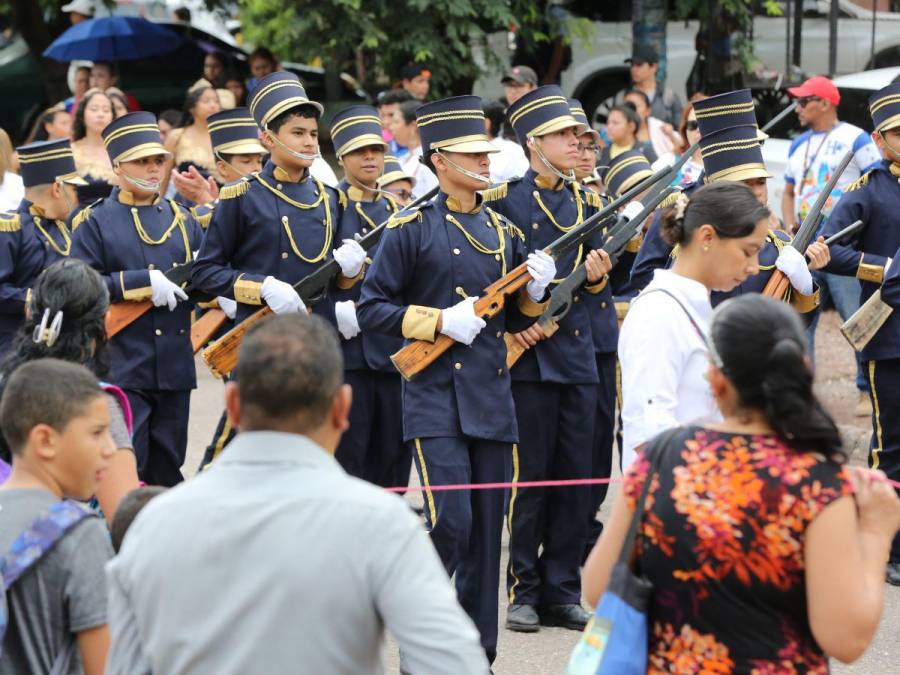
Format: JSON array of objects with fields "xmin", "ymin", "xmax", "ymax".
[
  {"xmin": 0, "ymin": 358, "xmax": 116, "ymax": 675},
  {"xmin": 110, "ymin": 486, "xmax": 167, "ymax": 553}
]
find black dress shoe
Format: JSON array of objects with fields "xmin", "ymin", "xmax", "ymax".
[
  {"xmin": 539, "ymin": 603, "xmax": 590, "ymax": 630},
  {"xmin": 887, "ymin": 561, "xmax": 900, "ymax": 586},
  {"xmin": 506, "ymin": 604, "xmax": 540, "ymax": 632}
]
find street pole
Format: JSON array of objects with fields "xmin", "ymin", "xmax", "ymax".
[
  {"xmin": 828, "ymin": 0, "xmax": 838, "ymax": 76},
  {"xmin": 785, "ymin": 0, "xmax": 792, "ymax": 75},
  {"xmin": 872, "ymin": 0, "xmax": 878, "ymax": 68}
]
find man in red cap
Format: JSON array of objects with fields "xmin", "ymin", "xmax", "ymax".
[{"xmin": 783, "ymin": 74, "xmax": 882, "ymax": 418}]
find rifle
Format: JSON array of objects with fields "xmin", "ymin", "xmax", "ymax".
[
  {"xmin": 388, "ymin": 158, "xmax": 685, "ymax": 382},
  {"xmin": 504, "ymin": 185, "xmax": 682, "ymax": 368},
  {"xmin": 105, "ymin": 261, "xmax": 195, "ymax": 338},
  {"xmin": 762, "ymin": 147, "xmax": 855, "ymax": 301},
  {"xmin": 191, "ymin": 308, "xmax": 227, "ymax": 353},
  {"xmin": 202, "ymin": 186, "xmax": 441, "ymax": 377}
]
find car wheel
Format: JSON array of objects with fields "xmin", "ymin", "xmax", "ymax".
[{"xmin": 579, "ymin": 70, "xmax": 631, "ymax": 129}]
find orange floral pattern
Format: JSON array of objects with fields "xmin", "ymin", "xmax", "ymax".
[{"xmin": 624, "ymin": 427, "xmax": 852, "ymax": 674}]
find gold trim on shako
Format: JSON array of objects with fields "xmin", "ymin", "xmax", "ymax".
[{"xmin": 331, "ymin": 114, "xmax": 382, "ymax": 135}]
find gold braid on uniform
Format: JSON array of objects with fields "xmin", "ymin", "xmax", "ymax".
[
  {"xmin": 354, "ymin": 201, "xmax": 378, "ymax": 232},
  {"xmin": 583, "ymin": 190, "xmax": 603, "ymax": 209},
  {"xmin": 386, "ymin": 209, "xmax": 422, "ymax": 229},
  {"xmin": 129, "ymin": 200, "xmax": 192, "ymax": 263},
  {"xmin": 0, "ymin": 213, "xmax": 21, "ymax": 232},
  {"xmin": 71, "ymin": 206, "xmax": 92, "ymax": 231},
  {"xmin": 759, "ymin": 230, "xmax": 785, "ymax": 271},
  {"xmin": 657, "ymin": 191, "xmax": 682, "ymax": 209},
  {"xmin": 219, "ymin": 178, "xmax": 250, "ymax": 200},
  {"xmin": 491, "ymin": 208, "xmax": 524, "ymax": 242},
  {"xmin": 844, "ymin": 172, "xmax": 871, "ymax": 192},
  {"xmin": 190, "ymin": 204, "xmax": 214, "ymax": 229},
  {"xmin": 256, "ymin": 175, "xmax": 334, "ymax": 263},
  {"xmin": 481, "ymin": 183, "xmax": 509, "ymax": 202},
  {"xmin": 32, "ymin": 217, "xmax": 72, "ymax": 257},
  {"xmin": 536, "ymin": 183, "xmax": 586, "ymax": 283},
  {"xmin": 445, "ymin": 211, "xmax": 509, "ymax": 275}
]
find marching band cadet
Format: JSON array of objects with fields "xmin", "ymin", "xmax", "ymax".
[
  {"xmin": 328, "ymin": 105, "xmax": 407, "ymax": 486},
  {"xmin": 0, "ymin": 139, "xmax": 85, "ymax": 354},
  {"xmin": 190, "ymin": 107, "xmax": 268, "ymax": 470},
  {"xmin": 70, "ymin": 112, "xmax": 205, "ymax": 486},
  {"xmin": 191, "ymin": 71, "xmax": 363, "ymax": 330},
  {"xmin": 357, "ymin": 95, "xmax": 555, "ymax": 664},
  {"xmin": 630, "ymin": 89, "xmax": 828, "ymax": 310},
  {"xmin": 378, "ymin": 154, "xmax": 416, "ymax": 207},
  {"xmin": 821, "ymin": 81, "xmax": 900, "ymax": 585},
  {"xmin": 570, "ymin": 98, "xmax": 604, "ymax": 193},
  {"xmin": 482, "ymin": 85, "xmax": 612, "ymax": 634}
]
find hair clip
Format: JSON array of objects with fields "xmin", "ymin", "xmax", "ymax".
[
  {"xmin": 32, "ymin": 308, "xmax": 63, "ymax": 348},
  {"xmin": 673, "ymin": 192, "xmax": 690, "ymax": 220}
]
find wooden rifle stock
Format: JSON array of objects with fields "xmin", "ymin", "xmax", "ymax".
[
  {"xmin": 105, "ymin": 300, "xmax": 153, "ymax": 338},
  {"xmin": 390, "ymin": 262, "xmax": 531, "ymax": 381},
  {"xmin": 202, "ymin": 306, "xmax": 272, "ymax": 377},
  {"xmin": 503, "ymin": 320, "xmax": 559, "ymax": 369},
  {"xmin": 191, "ymin": 309, "xmax": 227, "ymax": 353}
]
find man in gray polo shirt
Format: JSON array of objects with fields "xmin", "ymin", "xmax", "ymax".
[{"xmin": 104, "ymin": 314, "xmax": 489, "ymax": 674}]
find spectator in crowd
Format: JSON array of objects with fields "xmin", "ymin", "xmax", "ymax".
[
  {"xmin": 25, "ymin": 106, "xmax": 73, "ymax": 144},
  {"xmin": 110, "ymin": 486, "xmax": 166, "ymax": 553},
  {"xmin": 377, "ymin": 154, "xmax": 415, "ymax": 207},
  {"xmin": 598, "ymin": 103, "xmax": 656, "ymax": 178},
  {"xmin": 105, "ymin": 87, "xmax": 130, "ymax": 117},
  {"xmin": 375, "ymin": 89, "xmax": 413, "ymax": 157},
  {"xmin": 782, "ymin": 76, "xmax": 882, "ymax": 417},
  {"xmin": 104, "ymin": 314, "xmax": 490, "ymax": 675},
  {"xmin": 89, "ymin": 62, "xmax": 140, "ymax": 112},
  {"xmin": 399, "ymin": 62, "xmax": 431, "ymax": 101},
  {"xmin": 482, "ymin": 99, "xmax": 528, "ymax": 183},
  {"xmin": 156, "ymin": 108, "xmax": 181, "ymax": 146},
  {"xmin": 71, "ymin": 89, "xmax": 117, "ymax": 208},
  {"xmin": 164, "ymin": 80, "xmax": 222, "ymax": 189},
  {"xmin": 0, "ymin": 128, "xmax": 23, "ymax": 212},
  {"xmin": 61, "ymin": 0, "xmax": 94, "ymax": 25},
  {"xmin": 247, "ymin": 47, "xmax": 279, "ymax": 92},
  {"xmin": 501, "ymin": 65, "xmax": 538, "ymax": 105},
  {"xmin": 618, "ymin": 182, "xmax": 770, "ymax": 469},
  {"xmin": 390, "ymin": 99, "xmax": 438, "ymax": 199},
  {"xmin": 671, "ymin": 94, "xmax": 707, "ymax": 187},
  {"xmin": 224, "ymin": 72, "xmax": 247, "ymax": 107},
  {"xmin": 0, "ymin": 358, "xmax": 117, "ymax": 675},
  {"xmin": 624, "ymin": 88, "xmax": 679, "ymax": 165},
  {"xmin": 202, "ymin": 51, "xmax": 228, "ymax": 88},
  {"xmin": 63, "ymin": 63, "xmax": 92, "ymax": 114},
  {"xmin": 616, "ymin": 44, "xmax": 683, "ymax": 126},
  {"xmin": 0, "ymin": 259, "xmax": 139, "ymax": 524},
  {"xmin": 586, "ymin": 294, "xmax": 900, "ymax": 671}
]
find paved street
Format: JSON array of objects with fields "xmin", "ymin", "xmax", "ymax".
[{"xmin": 183, "ymin": 310, "xmax": 898, "ymax": 674}]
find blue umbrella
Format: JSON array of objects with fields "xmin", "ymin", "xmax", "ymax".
[{"xmin": 43, "ymin": 16, "xmax": 184, "ymax": 62}]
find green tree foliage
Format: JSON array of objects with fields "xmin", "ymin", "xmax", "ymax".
[{"xmin": 238, "ymin": 0, "xmax": 515, "ymax": 96}]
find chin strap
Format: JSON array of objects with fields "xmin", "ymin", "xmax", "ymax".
[
  {"xmin": 531, "ymin": 137, "xmax": 577, "ymax": 185},
  {"xmin": 435, "ymin": 150, "xmax": 492, "ymax": 186},
  {"xmin": 117, "ymin": 168, "xmax": 161, "ymax": 193},
  {"xmin": 265, "ymin": 130, "xmax": 321, "ymax": 162}
]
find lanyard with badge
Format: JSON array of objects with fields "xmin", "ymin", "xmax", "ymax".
[{"xmin": 797, "ymin": 123, "xmax": 840, "ymax": 197}]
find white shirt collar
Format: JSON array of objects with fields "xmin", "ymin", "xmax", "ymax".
[{"xmin": 649, "ymin": 268, "xmax": 713, "ymax": 322}]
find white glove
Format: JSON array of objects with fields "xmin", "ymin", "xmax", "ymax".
[
  {"xmin": 216, "ymin": 296, "xmax": 237, "ymax": 320},
  {"xmin": 440, "ymin": 296, "xmax": 486, "ymax": 346},
  {"xmin": 334, "ymin": 300, "xmax": 360, "ymax": 340},
  {"xmin": 775, "ymin": 246, "xmax": 813, "ymax": 295},
  {"xmin": 525, "ymin": 250, "xmax": 557, "ymax": 302},
  {"xmin": 333, "ymin": 239, "xmax": 366, "ymax": 278},
  {"xmin": 261, "ymin": 276, "xmax": 306, "ymax": 314},
  {"xmin": 148, "ymin": 269, "xmax": 188, "ymax": 311}
]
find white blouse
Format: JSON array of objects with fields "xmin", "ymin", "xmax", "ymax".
[
  {"xmin": 618, "ymin": 269, "xmax": 721, "ymax": 470},
  {"xmin": 0, "ymin": 172, "xmax": 24, "ymax": 213},
  {"xmin": 401, "ymin": 145, "xmax": 439, "ymax": 200}
]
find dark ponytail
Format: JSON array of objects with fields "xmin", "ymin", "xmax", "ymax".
[
  {"xmin": 710, "ymin": 294, "xmax": 844, "ymax": 460},
  {"xmin": 660, "ymin": 181, "xmax": 770, "ymax": 247}
]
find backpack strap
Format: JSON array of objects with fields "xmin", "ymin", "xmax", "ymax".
[
  {"xmin": 100, "ymin": 382, "xmax": 133, "ymax": 436},
  {"xmin": 1, "ymin": 500, "xmax": 95, "ymax": 589}
]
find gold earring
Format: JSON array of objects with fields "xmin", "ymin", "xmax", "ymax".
[{"xmin": 703, "ymin": 245, "xmax": 710, "ymax": 252}]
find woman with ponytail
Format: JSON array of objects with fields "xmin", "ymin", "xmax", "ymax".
[
  {"xmin": 585, "ymin": 294, "xmax": 900, "ymax": 671},
  {"xmin": 0, "ymin": 259, "xmax": 139, "ymax": 522},
  {"xmin": 618, "ymin": 181, "xmax": 770, "ymax": 470}
]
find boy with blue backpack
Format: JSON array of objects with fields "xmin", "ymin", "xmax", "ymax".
[{"xmin": 0, "ymin": 359, "xmax": 116, "ymax": 675}]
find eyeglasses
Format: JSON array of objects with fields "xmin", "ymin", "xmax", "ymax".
[
  {"xmin": 796, "ymin": 96, "xmax": 822, "ymax": 107},
  {"xmin": 577, "ymin": 142, "xmax": 600, "ymax": 154},
  {"xmin": 685, "ymin": 120, "xmax": 699, "ymax": 131},
  {"xmin": 384, "ymin": 188, "xmax": 412, "ymax": 201}
]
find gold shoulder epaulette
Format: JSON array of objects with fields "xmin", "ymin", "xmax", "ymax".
[
  {"xmin": 481, "ymin": 182, "xmax": 509, "ymax": 202},
  {"xmin": 583, "ymin": 190, "xmax": 603, "ymax": 208},
  {"xmin": 657, "ymin": 191, "xmax": 681, "ymax": 209},
  {"xmin": 0, "ymin": 212, "xmax": 20, "ymax": 233},
  {"xmin": 487, "ymin": 208, "xmax": 524, "ymax": 241},
  {"xmin": 219, "ymin": 178, "xmax": 250, "ymax": 200},
  {"xmin": 190, "ymin": 204, "xmax": 214, "ymax": 229},
  {"xmin": 70, "ymin": 206, "xmax": 92, "ymax": 231},
  {"xmin": 845, "ymin": 171, "xmax": 871, "ymax": 193},
  {"xmin": 386, "ymin": 209, "xmax": 422, "ymax": 229}
]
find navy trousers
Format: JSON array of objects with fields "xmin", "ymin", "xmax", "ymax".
[
  {"xmin": 336, "ymin": 370, "xmax": 408, "ymax": 488},
  {"xmin": 411, "ymin": 435, "xmax": 511, "ymax": 664},
  {"xmin": 584, "ymin": 352, "xmax": 617, "ymax": 559},
  {"xmin": 198, "ymin": 410, "xmax": 235, "ymax": 471},
  {"xmin": 125, "ymin": 388, "xmax": 191, "ymax": 487},
  {"xmin": 867, "ymin": 359, "xmax": 900, "ymax": 563},
  {"xmin": 507, "ymin": 381, "xmax": 596, "ymax": 607}
]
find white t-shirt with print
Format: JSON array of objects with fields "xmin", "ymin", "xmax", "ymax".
[{"xmin": 784, "ymin": 121, "xmax": 881, "ymax": 223}]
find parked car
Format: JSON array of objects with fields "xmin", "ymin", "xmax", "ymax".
[{"xmin": 0, "ymin": 20, "xmax": 366, "ymax": 143}]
